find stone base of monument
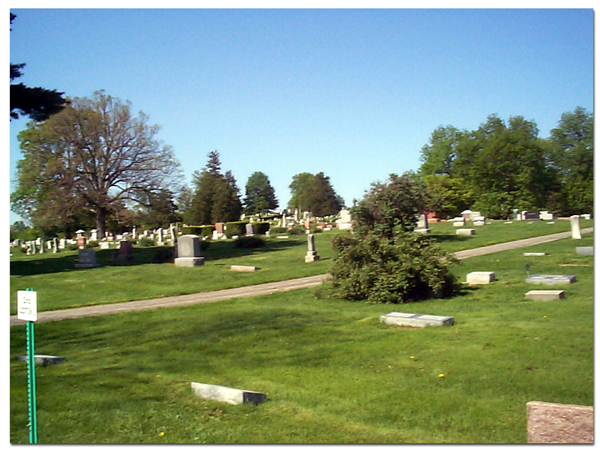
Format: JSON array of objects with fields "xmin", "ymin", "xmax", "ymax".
[
  {"xmin": 524, "ymin": 252, "xmax": 547, "ymax": 256},
  {"xmin": 527, "ymin": 401, "xmax": 593, "ymax": 443},
  {"xmin": 18, "ymin": 354, "xmax": 66, "ymax": 366},
  {"xmin": 466, "ymin": 271, "xmax": 495, "ymax": 284},
  {"xmin": 414, "ymin": 228, "xmax": 430, "ymax": 234},
  {"xmin": 525, "ymin": 290, "xmax": 565, "ymax": 301},
  {"xmin": 456, "ymin": 229, "xmax": 475, "ymax": 236},
  {"xmin": 526, "ymin": 274, "xmax": 576, "ymax": 285},
  {"xmin": 305, "ymin": 251, "xmax": 320, "ymax": 263},
  {"xmin": 380, "ymin": 312, "xmax": 454, "ymax": 328},
  {"xmin": 191, "ymin": 382, "xmax": 267, "ymax": 405},
  {"xmin": 174, "ymin": 257, "xmax": 205, "ymax": 267}
]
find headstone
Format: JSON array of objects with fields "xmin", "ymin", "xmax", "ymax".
[
  {"xmin": 305, "ymin": 233, "xmax": 320, "ymax": 263},
  {"xmin": 461, "ymin": 210, "xmax": 472, "ymax": 222},
  {"xmin": 523, "ymin": 210, "xmax": 541, "ymax": 221},
  {"xmin": 415, "ymin": 214, "xmax": 430, "ymax": 233},
  {"xmin": 456, "ymin": 229, "xmax": 475, "ymax": 236},
  {"xmin": 76, "ymin": 235, "xmax": 87, "ymax": 249},
  {"xmin": 581, "ymin": 213, "xmax": 591, "ymax": 220},
  {"xmin": 570, "ymin": 215, "xmax": 582, "ymax": 239},
  {"xmin": 156, "ymin": 228, "xmax": 164, "ymax": 245},
  {"xmin": 281, "ymin": 215, "xmax": 287, "ymax": 228},
  {"xmin": 38, "ymin": 239, "xmax": 45, "ymax": 254},
  {"xmin": 99, "ymin": 242, "xmax": 111, "ymax": 249},
  {"xmin": 540, "ymin": 211, "xmax": 554, "ymax": 221},
  {"xmin": 132, "ymin": 226, "xmax": 138, "ymax": 239},
  {"xmin": 169, "ymin": 224, "xmax": 177, "ymax": 243},
  {"xmin": 74, "ymin": 248, "xmax": 99, "ymax": 268},
  {"xmin": 215, "ymin": 222, "xmax": 226, "ymax": 235},
  {"xmin": 525, "ymin": 290, "xmax": 565, "ymax": 301},
  {"xmin": 524, "ymin": 252, "xmax": 546, "ymax": 256},
  {"xmin": 526, "ymin": 274, "xmax": 576, "ymax": 286},
  {"xmin": 52, "ymin": 237, "xmax": 59, "ymax": 253},
  {"xmin": 245, "ymin": 223, "xmax": 255, "ymax": 236},
  {"xmin": 380, "ymin": 312, "xmax": 454, "ymax": 328},
  {"xmin": 576, "ymin": 247, "xmax": 593, "ymax": 256},
  {"xmin": 527, "ymin": 401, "xmax": 593, "ymax": 444},
  {"xmin": 513, "ymin": 209, "xmax": 519, "ymax": 220},
  {"xmin": 473, "ymin": 221, "xmax": 485, "ymax": 226},
  {"xmin": 191, "ymin": 382, "xmax": 266, "ymax": 405},
  {"xmin": 466, "ymin": 271, "xmax": 495, "ymax": 284},
  {"xmin": 212, "ymin": 229, "xmax": 219, "ymax": 240},
  {"xmin": 174, "ymin": 234, "xmax": 205, "ymax": 267},
  {"xmin": 90, "ymin": 229, "xmax": 98, "ymax": 241},
  {"xmin": 116, "ymin": 240, "xmax": 135, "ymax": 263}
]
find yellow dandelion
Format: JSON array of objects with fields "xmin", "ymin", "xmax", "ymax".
[
  {"xmin": 439, "ymin": 374, "xmax": 445, "ymax": 378},
  {"xmin": 410, "ymin": 356, "xmax": 415, "ymax": 359},
  {"xmin": 543, "ymin": 316, "xmax": 548, "ymax": 318},
  {"xmin": 158, "ymin": 432, "xmax": 165, "ymax": 437},
  {"xmin": 157, "ymin": 375, "xmax": 161, "ymax": 378}
]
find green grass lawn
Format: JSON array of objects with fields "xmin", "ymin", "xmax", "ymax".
[
  {"xmin": 9, "ymin": 219, "xmax": 592, "ymax": 313},
  {"xmin": 9, "ymin": 233, "xmax": 593, "ymax": 443}
]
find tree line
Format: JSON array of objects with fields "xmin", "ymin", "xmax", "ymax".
[{"xmin": 418, "ymin": 108, "xmax": 593, "ymax": 219}]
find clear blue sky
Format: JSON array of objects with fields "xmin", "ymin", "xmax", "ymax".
[{"xmin": 8, "ymin": 7, "xmax": 594, "ymax": 225}]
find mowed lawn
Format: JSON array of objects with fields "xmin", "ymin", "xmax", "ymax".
[
  {"xmin": 9, "ymin": 226, "xmax": 593, "ymax": 443},
  {"xmin": 9, "ymin": 219, "xmax": 591, "ymax": 313}
]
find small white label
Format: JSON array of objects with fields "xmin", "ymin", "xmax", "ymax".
[{"xmin": 17, "ymin": 291, "xmax": 37, "ymax": 322}]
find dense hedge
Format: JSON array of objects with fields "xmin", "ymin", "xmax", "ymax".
[{"xmin": 225, "ymin": 221, "xmax": 247, "ymax": 238}]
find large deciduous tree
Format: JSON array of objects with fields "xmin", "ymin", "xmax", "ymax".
[
  {"xmin": 11, "ymin": 91, "xmax": 181, "ymax": 238},
  {"xmin": 243, "ymin": 171, "xmax": 278, "ymax": 215},
  {"xmin": 548, "ymin": 107, "xmax": 594, "ymax": 215}
]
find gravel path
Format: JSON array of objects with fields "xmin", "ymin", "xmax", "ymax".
[{"xmin": 10, "ymin": 227, "xmax": 592, "ymax": 326}]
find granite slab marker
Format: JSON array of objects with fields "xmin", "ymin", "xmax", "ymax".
[
  {"xmin": 380, "ymin": 312, "xmax": 454, "ymax": 328},
  {"xmin": 526, "ymin": 275, "xmax": 576, "ymax": 286},
  {"xmin": 191, "ymin": 382, "xmax": 266, "ymax": 405},
  {"xmin": 525, "ymin": 290, "xmax": 565, "ymax": 301}
]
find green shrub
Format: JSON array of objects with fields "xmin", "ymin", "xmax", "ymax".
[
  {"xmin": 85, "ymin": 240, "xmax": 99, "ymax": 248},
  {"xmin": 254, "ymin": 222, "xmax": 270, "ymax": 235},
  {"xmin": 270, "ymin": 227, "xmax": 287, "ymax": 235},
  {"xmin": 233, "ymin": 236, "xmax": 266, "ymax": 249},
  {"xmin": 138, "ymin": 237, "xmax": 156, "ymax": 247},
  {"xmin": 288, "ymin": 226, "xmax": 305, "ymax": 236},
  {"xmin": 323, "ymin": 232, "xmax": 459, "ymax": 303},
  {"xmin": 152, "ymin": 247, "xmax": 174, "ymax": 264},
  {"xmin": 181, "ymin": 226, "xmax": 204, "ymax": 236},
  {"xmin": 225, "ymin": 222, "xmax": 246, "ymax": 238},
  {"xmin": 67, "ymin": 243, "xmax": 79, "ymax": 251}
]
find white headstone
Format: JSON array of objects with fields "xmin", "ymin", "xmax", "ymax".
[{"xmin": 570, "ymin": 215, "xmax": 582, "ymax": 239}]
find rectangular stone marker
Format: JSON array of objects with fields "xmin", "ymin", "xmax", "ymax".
[
  {"xmin": 380, "ymin": 312, "xmax": 454, "ymax": 328},
  {"xmin": 174, "ymin": 234, "xmax": 205, "ymax": 267},
  {"xmin": 525, "ymin": 290, "xmax": 565, "ymax": 301},
  {"xmin": 527, "ymin": 401, "xmax": 593, "ymax": 444},
  {"xmin": 74, "ymin": 249, "xmax": 99, "ymax": 268},
  {"xmin": 523, "ymin": 210, "xmax": 540, "ymax": 221},
  {"xmin": 230, "ymin": 265, "xmax": 258, "ymax": 272},
  {"xmin": 526, "ymin": 274, "xmax": 576, "ymax": 285},
  {"xmin": 456, "ymin": 229, "xmax": 475, "ymax": 236},
  {"xmin": 524, "ymin": 252, "xmax": 547, "ymax": 256},
  {"xmin": 453, "ymin": 221, "xmax": 465, "ymax": 227},
  {"xmin": 191, "ymin": 382, "xmax": 266, "ymax": 405},
  {"xmin": 466, "ymin": 271, "xmax": 495, "ymax": 284},
  {"xmin": 570, "ymin": 215, "xmax": 582, "ymax": 239},
  {"xmin": 576, "ymin": 247, "xmax": 593, "ymax": 256}
]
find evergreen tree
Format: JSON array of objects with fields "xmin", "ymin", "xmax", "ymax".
[
  {"xmin": 288, "ymin": 172, "xmax": 342, "ymax": 216},
  {"xmin": 244, "ymin": 171, "xmax": 279, "ymax": 215}
]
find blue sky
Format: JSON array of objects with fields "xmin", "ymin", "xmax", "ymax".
[{"xmin": 8, "ymin": 7, "xmax": 594, "ymax": 225}]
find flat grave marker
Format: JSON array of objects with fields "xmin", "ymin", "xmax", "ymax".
[
  {"xmin": 526, "ymin": 274, "xmax": 576, "ymax": 286},
  {"xmin": 525, "ymin": 290, "xmax": 565, "ymax": 301},
  {"xmin": 191, "ymin": 382, "xmax": 266, "ymax": 405},
  {"xmin": 466, "ymin": 271, "xmax": 495, "ymax": 284},
  {"xmin": 380, "ymin": 312, "xmax": 454, "ymax": 328},
  {"xmin": 576, "ymin": 247, "xmax": 593, "ymax": 256},
  {"xmin": 456, "ymin": 229, "xmax": 475, "ymax": 236},
  {"xmin": 230, "ymin": 265, "xmax": 259, "ymax": 272}
]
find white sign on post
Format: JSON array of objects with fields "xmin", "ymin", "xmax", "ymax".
[{"xmin": 17, "ymin": 290, "xmax": 38, "ymax": 322}]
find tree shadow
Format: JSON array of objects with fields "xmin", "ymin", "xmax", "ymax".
[{"xmin": 10, "ymin": 238, "xmax": 307, "ymax": 277}]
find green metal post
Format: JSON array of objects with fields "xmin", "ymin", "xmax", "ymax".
[{"xmin": 26, "ymin": 288, "xmax": 38, "ymax": 443}]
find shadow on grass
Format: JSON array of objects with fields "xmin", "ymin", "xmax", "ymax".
[
  {"xmin": 10, "ymin": 238, "xmax": 306, "ymax": 277},
  {"xmin": 421, "ymin": 234, "xmax": 471, "ymax": 244}
]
